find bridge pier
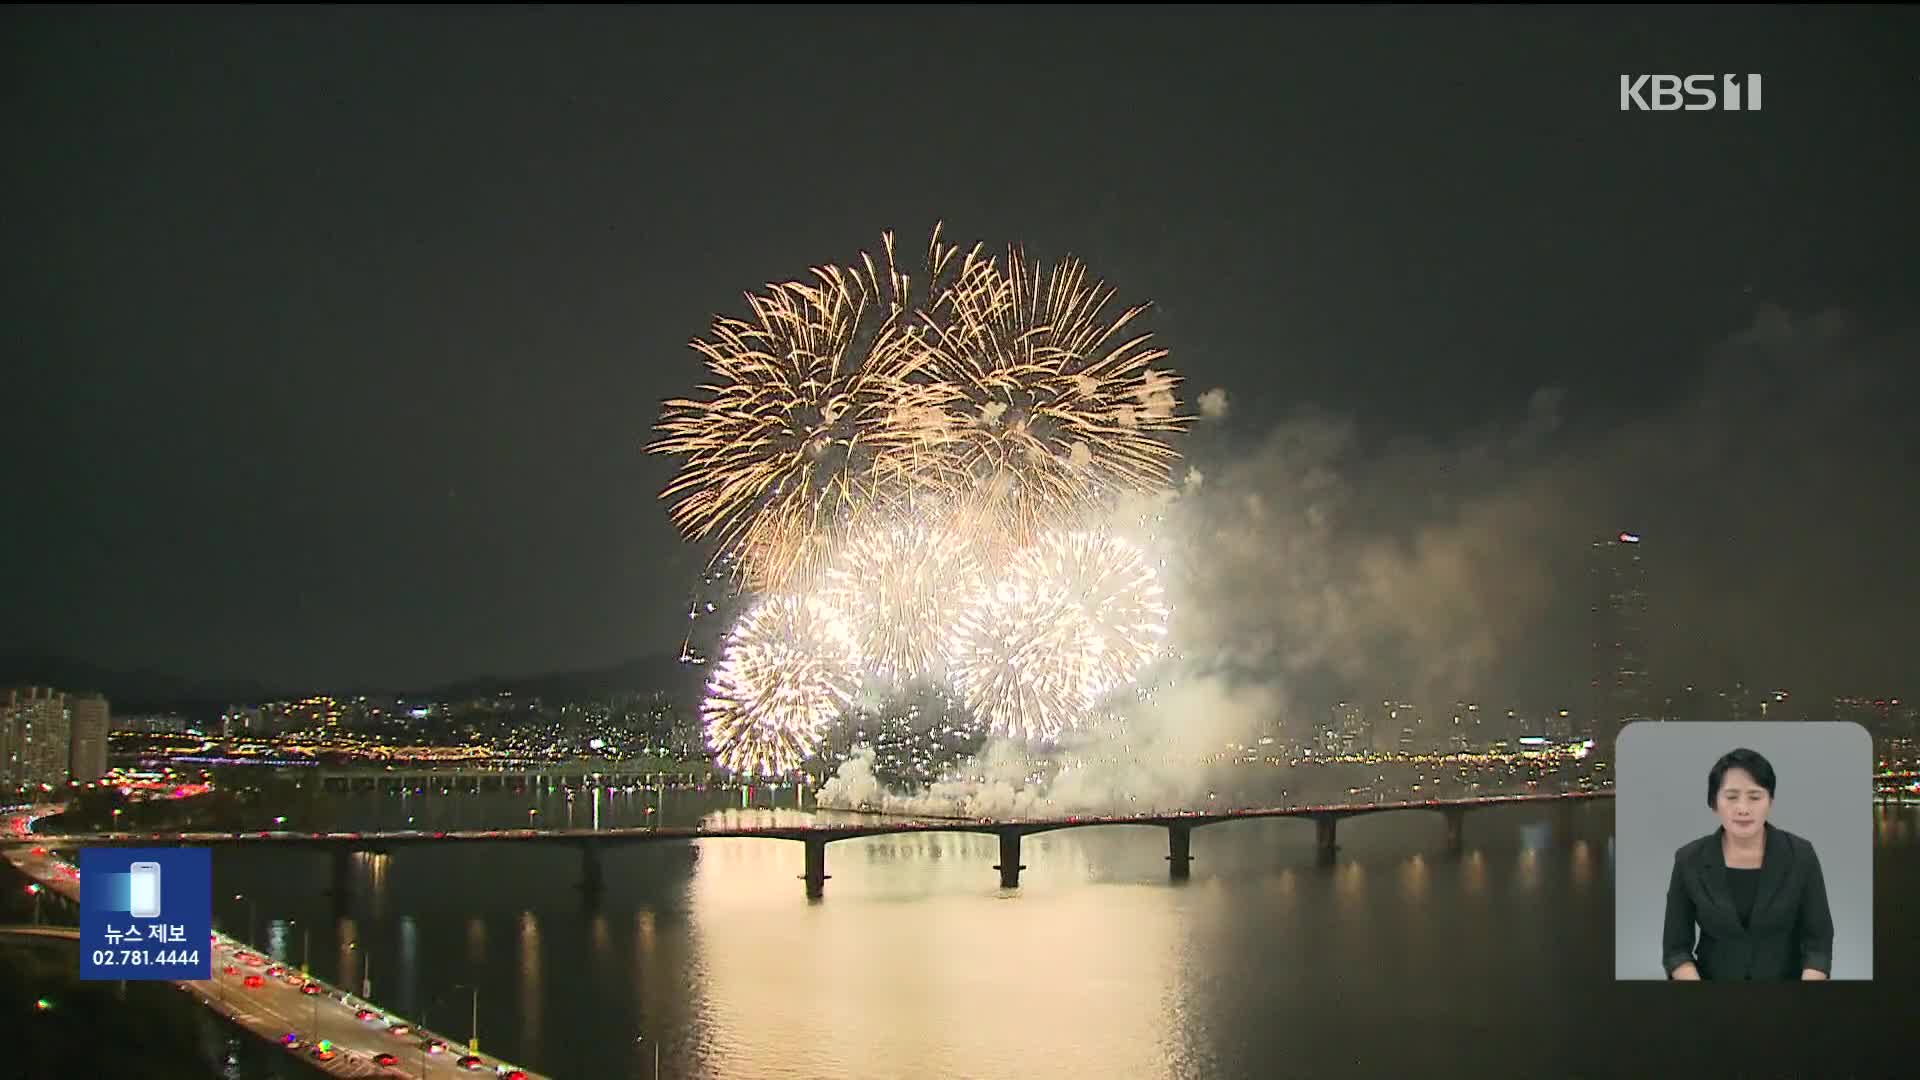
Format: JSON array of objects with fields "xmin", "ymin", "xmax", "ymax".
[
  {"xmin": 1166, "ymin": 823, "xmax": 1193, "ymax": 880},
  {"xmin": 993, "ymin": 831, "xmax": 1025, "ymax": 889},
  {"xmin": 578, "ymin": 839, "xmax": 605, "ymax": 894},
  {"xmin": 1314, "ymin": 815, "xmax": 1338, "ymax": 865},
  {"xmin": 800, "ymin": 837, "xmax": 830, "ymax": 899},
  {"xmin": 326, "ymin": 848, "xmax": 354, "ymax": 913},
  {"xmin": 1442, "ymin": 807, "xmax": 1466, "ymax": 855}
]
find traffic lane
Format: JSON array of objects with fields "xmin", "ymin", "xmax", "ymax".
[
  {"xmin": 14, "ymin": 852, "xmax": 523, "ymax": 1078},
  {"xmin": 210, "ymin": 965, "xmax": 484, "ymax": 1079}
]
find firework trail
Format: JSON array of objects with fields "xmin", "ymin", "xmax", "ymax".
[{"xmin": 702, "ymin": 593, "xmax": 863, "ymax": 776}]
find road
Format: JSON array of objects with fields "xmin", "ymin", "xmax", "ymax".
[
  {"xmin": 196, "ymin": 931, "xmax": 532, "ymax": 1079},
  {"xmin": 4, "ymin": 808, "xmax": 545, "ymax": 1080}
]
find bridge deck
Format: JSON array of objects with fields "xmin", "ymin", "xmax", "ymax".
[{"xmin": 13, "ymin": 791, "xmax": 1612, "ymax": 848}]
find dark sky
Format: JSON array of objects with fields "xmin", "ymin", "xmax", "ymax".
[{"xmin": 3, "ymin": 7, "xmax": 1915, "ymax": 703}]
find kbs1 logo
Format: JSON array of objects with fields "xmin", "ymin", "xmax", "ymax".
[{"xmin": 1619, "ymin": 74, "xmax": 1763, "ymax": 112}]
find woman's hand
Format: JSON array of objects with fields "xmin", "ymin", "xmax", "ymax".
[
  {"xmin": 1801, "ymin": 968, "xmax": 1829, "ymax": 981},
  {"xmin": 1670, "ymin": 962, "xmax": 1701, "ymax": 981}
]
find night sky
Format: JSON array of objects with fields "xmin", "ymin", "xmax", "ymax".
[{"xmin": 4, "ymin": 8, "xmax": 1915, "ymax": 707}]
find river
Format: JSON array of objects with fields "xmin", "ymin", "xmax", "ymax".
[{"xmin": 178, "ymin": 787, "xmax": 1916, "ymax": 1078}]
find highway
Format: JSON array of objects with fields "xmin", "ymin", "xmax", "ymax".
[{"xmin": 3, "ymin": 808, "xmax": 545, "ymax": 1080}]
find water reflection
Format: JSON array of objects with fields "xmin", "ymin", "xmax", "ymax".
[
  {"xmin": 1400, "ymin": 853, "xmax": 1429, "ymax": 902},
  {"xmin": 191, "ymin": 796, "xmax": 1920, "ymax": 1078},
  {"xmin": 1516, "ymin": 848, "xmax": 1541, "ymax": 893},
  {"xmin": 467, "ymin": 916, "xmax": 486, "ymax": 972},
  {"xmin": 335, "ymin": 917, "xmax": 358, "ymax": 993},
  {"xmin": 518, "ymin": 911, "xmax": 542, "ymax": 1061},
  {"xmin": 687, "ymin": 828, "xmax": 1181, "ymax": 1079},
  {"xmin": 364, "ymin": 852, "xmax": 391, "ymax": 922},
  {"xmin": 399, "ymin": 916, "xmax": 418, "ymax": 1009},
  {"xmin": 1462, "ymin": 849, "xmax": 1487, "ymax": 895}
]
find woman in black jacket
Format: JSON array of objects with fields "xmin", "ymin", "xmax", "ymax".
[{"xmin": 1662, "ymin": 747, "xmax": 1835, "ymax": 981}]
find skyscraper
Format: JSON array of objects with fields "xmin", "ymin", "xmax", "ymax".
[
  {"xmin": 68, "ymin": 694, "xmax": 111, "ymax": 783},
  {"xmin": 1384, "ymin": 701, "xmax": 1422, "ymax": 754},
  {"xmin": 1589, "ymin": 532, "xmax": 1652, "ymax": 760},
  {"xmin": 2, "ymin": 687, "xmax": 71, "ymax": 791}
]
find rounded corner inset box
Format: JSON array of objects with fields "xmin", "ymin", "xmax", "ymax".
[
  {"xmin": 78, "ymin": 847, "xmax": 213, "ymax": 982},
  {"xmin": 1612, "ymin": 722, "xmax": 1874, "ymax": 982}
]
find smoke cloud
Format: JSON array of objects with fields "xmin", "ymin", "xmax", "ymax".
[{"xmin": 820, "ymin": 306, "xmax": 1918, "ymax": 815}]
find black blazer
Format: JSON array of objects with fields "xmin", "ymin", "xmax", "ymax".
[{"xmin": 1662, "ymin": 823, "xmax": 1835, "ymax": 980}]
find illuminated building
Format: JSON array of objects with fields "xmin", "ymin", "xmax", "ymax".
[
  {"xmin": 67, "ymin": 694, "xmax": 110, "ymax": 783},
  {"xmin": 1385, "ymin": 701, "xmax": 1422, "ymax": 753},
  {"xmin": 1588, "ymin": 531, "xmax": 1652, "ymax": 759},
  {"xmin": 2, "ymin": 686, "xmax": 71, "ymax": 791},
  {"xmin": 1319, "ymin": 701, "xmax": 1367, "ymax": 756},
  {"xmin": 1446, "ymin": 702, "xmax": 1482, "ymax": 752}
]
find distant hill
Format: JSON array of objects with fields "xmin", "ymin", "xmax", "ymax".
[
  {"xmin": 0, "ymin": 651, "xmax": 280, "ymax": 716},
  {"xmin": 0, "ymin": 650, "xmax": 707, "ymax": 718},
  {"xmin": 417, "ymin": 651, "xmax": 703, "ymax": 706}
]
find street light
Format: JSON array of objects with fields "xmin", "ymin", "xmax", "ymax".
[
  {"xmin": 349, "ymin": 941, "xmax": 372, "ymax": 998},
  {"xmin": 233, "ymin": 893, "xmax": 256, "ymax": 946},
  {"xmin": 287, "ymin": 919, "xmax": 311, "ymax": 975},
  {"xmin": 419, "ymin": 984, "xmax": 480, "ymax": 1077},
  {"xmin": 636, "ymin": 1033, "xmax": 661, "ymax": 1079},
  {"xmin": 26, "ymin": 883, "xmax": 42, "ymax": 925}
]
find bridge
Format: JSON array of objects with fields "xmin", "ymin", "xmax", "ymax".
[
  {"xmin": 305, "ymin": 757, "xmax": 715, "ymax": 794},
  {"xmin": 17, "ymin": 790, "xmax": 1613, "ymax": 899},
  {"xmin": 1, "ymin": 832, "xmax": 547, "ymax": 1079}
]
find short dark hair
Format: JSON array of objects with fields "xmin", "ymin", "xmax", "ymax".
[{"xmin": 1708, "ymin": 748, "xmax": 1777, "ymax": 808}]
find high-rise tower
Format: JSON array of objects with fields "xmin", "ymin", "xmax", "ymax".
[{"xmin": 1589, "ymin": 532, "xmax": 1652, "ymax": 761}]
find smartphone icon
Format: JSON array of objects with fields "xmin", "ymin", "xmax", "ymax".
[{"xmin": 128, "ymin": 862, "xmax": 163, "ymax": 919}]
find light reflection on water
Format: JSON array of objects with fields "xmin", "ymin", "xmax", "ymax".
[{"xmin": 196, "ymin": 796, "xmax": 1920, "ymax": 1078}]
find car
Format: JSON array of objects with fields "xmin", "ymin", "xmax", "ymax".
[
  {"xmin": 299, "ymin": 982, "xmax": 322, "ymax": 995},
  {"xmin": 457, "ymin": 1055, "xmax": 484, "ymax": 1070},
  {"xmin": 223, "ymin": 965, "xmax": 239, "ymax": 976},
  {"xmin": 502, "ymin": 1072, "xmax": 528, "ymax": 1079},
  {"xmin": 309, "ymin": 1047, "xmax": 336, "ymax": 1062},
  {"xmin": 265, "ymin": 965, "xmax": 285, "ymax": 976},
  {"xmin": 387, "ymin": 1023, "xmax": 412, "ymax": 1037},
  {"xmin": 421, "ymin": 1037, "xmax": 446, "ymax": 1055},
  {"xmin": 280, "ymin": 1032, "xmax": 301, "ymax": 1047},
  {"xmin": 373, "ymin": 1053, "xmax": 399, "ymax": 1067},
  {"xmin": 242, "ymin": 975, "xmax": 265, "ymax": 989},
  {"xmin": 356, "ymin": 1008, "xmax": 380, "ymax": 1022}
]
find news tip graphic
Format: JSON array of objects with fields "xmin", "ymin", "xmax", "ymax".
[{"xmin": 79, "ymin": 847, "xmax": 212, "ymax": 981}]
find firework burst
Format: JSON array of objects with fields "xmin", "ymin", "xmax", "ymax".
[
  {"xmin": 816, "ymin": 520, "xmax": 982, "ymax": 685},
  {"xmin": 945, "ymin": 530, "xmax": 1168, "ymax": 742},
  {"xmin": 924, "ymin": 250, "xmax": 1192, "ymax": 554},
  {"xmin": 947, "ymin": 571, "xmax": 1102, "ymax": 744},
  {"xmin": 702, "ymin": 593, "xmax": 863, "ymax": 776},
  {"xmin": 1023, "ymin": 529, "xmax": 1169, "ymax": 694},
  {"xmin": 650, "ymin": 230, "xmax": 981, "ymax": 592},
  {"xmin": 653, "ymin": 227, "xmax": 1194, "ymax": 774}
]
